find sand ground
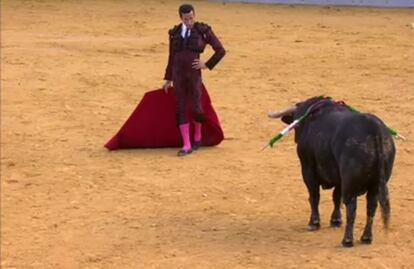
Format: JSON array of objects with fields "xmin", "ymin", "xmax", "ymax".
[{"xmin": 1, "ymin": 0, "xmax": 414, "ymax": 268}]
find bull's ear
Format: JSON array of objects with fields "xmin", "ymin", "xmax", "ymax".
[{"xmin": 281, "ymin": 114, "xmax": 293, "ymax": 124}]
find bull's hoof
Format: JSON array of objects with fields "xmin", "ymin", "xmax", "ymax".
[
  {"xmin": 308, "ymin": 223, "xmax": 320, "ymax": 231},
  {"xmin": 342, "ymin": 238, "xmax": 354, "ymax": 247},
  {"xmin": 360, "ymin": 235, "xmax": 373, "ymax": 244},
  {"xmin": 330, "ymin": 218, "xmax": 342, "ymax": 228}
]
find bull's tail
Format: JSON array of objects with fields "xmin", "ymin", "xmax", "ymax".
[{"xmin": 377, "ymin": 136, "xmax": 391, "ymax": 229}]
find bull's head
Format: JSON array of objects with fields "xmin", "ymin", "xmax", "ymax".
[
  {"xmin": 268, "ymin": 96, "xmax": 330, "ymax": 142},
  {"xmin": 269, "ymin": 96, "xmax": 328, "ymax": 122},
  {"xmin": 268, "ymin": 105, "xmax": 297, "ymax": 124}
]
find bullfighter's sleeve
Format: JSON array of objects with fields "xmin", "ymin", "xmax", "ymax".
[
  {"xmin": 204, "ymin": 27, "xmax": 226, "ymax": 70},
  {"xmin": 164, "ymin": 31, "xmax": 175, "ymax": 80}
]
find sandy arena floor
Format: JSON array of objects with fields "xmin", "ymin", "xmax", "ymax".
[{"xmin": 1, "ymin": 0, "xmax": 414, "ymax": 268}]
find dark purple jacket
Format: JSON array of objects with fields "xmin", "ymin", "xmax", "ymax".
[{"xmin": 164, "ymin": 22, "xmax": 226, "ymax": 80}]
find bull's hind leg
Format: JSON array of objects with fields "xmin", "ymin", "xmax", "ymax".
[
  {"xmin": 330, "ymin": 187, "xmax": 342, "ymax": 227},
  {"xmin": 361, "ymin": 190, "xmax": 378, "ymax": 244},
  {"xmin": 342, "ymin": 196, "xmax": 357, "ymax": 247}
]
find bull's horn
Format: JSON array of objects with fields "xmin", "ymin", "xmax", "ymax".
[{"xmin": 268, "ymin": 105, "xmax": 296, "ymax": 118}]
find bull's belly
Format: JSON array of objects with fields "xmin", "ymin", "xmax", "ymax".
[
  {"xmin": 318, "ymin": 177, "xmax": 336, "ymax": 189},
  {"xmin": 320, "ymin": 182, "xmax": 334, "ymax": 190},
  {"xmin": 316, "ymin": 164, "xmax": 340, "ymax": 189},
  {"xmin": 317, "ymin": 162, "xmax": 380, "ymax": 196}
]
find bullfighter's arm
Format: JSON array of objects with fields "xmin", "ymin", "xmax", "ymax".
[{"xmin": 204, "ymin": 27, "xmax": 226, "ymax": 70}]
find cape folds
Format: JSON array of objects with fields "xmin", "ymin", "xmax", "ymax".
[{"xmin": 104, "ymin": 85, "xmax": 224, "ymax": 150}]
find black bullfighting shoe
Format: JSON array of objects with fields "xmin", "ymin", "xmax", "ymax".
[
  {"xmin": 177, "ymin": 148, "xmax": 193, "ymax": 157},
  {"xmin": 192, "ymin": 141, "xmax": 202, "ymax": 150}
]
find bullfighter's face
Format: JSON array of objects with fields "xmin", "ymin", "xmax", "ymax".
[{"xmin": 180, "ymin": 11, "xmax": 195, "ymax": 29}]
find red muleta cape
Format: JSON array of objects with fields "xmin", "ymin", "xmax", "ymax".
[{"xmin": 105, "ymin": 85, "xmax": 224, "ymax": 150}]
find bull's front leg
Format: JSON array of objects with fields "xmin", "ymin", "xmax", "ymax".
[
  {"xmin": 342, "ymin": 196, "xmax": 357, "ymax": 247},
  {"xmin": 305, "ymin": 181, "xmax": 321, "ymax": 231},
  {"xmin": 301, "ymin": 162, "xmax": 321, "ymax": 231},
  {"xmin": 330, "ymin": 187, "xmax": 342, "ymax": 227}
]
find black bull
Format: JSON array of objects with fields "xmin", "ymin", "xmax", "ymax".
[{"xmin": 270, "ymin": 97, "xmax": 396, "ymax": 247}]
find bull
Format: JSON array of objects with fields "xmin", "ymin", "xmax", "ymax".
[{"xmin": 268, "ymin": 96, "xmax": 396, "ymax": 247}]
